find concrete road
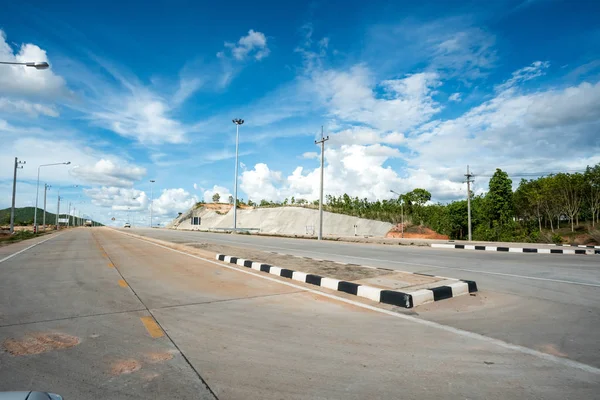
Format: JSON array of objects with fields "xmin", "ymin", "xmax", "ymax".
[
  {"xmin": 0, "ymin": 229, "xmax": 598, "ymax": 399},
  {"xmin": 125, "ymin": 228, "xmax": 600, "ymax": 368}
]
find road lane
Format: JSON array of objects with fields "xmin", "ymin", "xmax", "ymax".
[
  {"xmin": 123, "ymin": 228, "xmax": 600, "ymax": 368},
  {"xmin": 1, "ymin": 228, "xmax": 599, "ymax": 399}
]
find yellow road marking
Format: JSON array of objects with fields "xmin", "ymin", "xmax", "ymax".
[
  {"xmin": 140, "ymin": 316, "xmax": 164, "ymax": 338},
  {"xmin": 118, "ymin": 279, "xmax": 128, "ymax": 288},
  {"xmin": 108, "ymin": 262, "xmax": 114, "ymax": 268}
]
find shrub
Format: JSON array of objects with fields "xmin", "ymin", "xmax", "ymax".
[{"xmin": 551, "ymin": 233, "xmax": 563, "ymax": 244}]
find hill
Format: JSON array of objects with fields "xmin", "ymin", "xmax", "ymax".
[
  {"xmin": 0, "ymin": 207, "xmax": 100, "ymax": 227},
  {"xmin": 169, "ymin": 205, "xmax": 393, "ymax": 237}
]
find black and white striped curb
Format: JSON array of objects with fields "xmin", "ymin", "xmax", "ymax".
[
  {"xmin": 215, "ymin": 254, "xmax": 477, "ymax": 308},
  {"xmin": 553, "ymin": 244, "xmax": 600, "ymax": 249},
  {"xmin": 431, "ymin": 243, "xmax": 600, "ymax": 255}
]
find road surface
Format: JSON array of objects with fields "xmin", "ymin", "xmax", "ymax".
[
  {"xmin": 125, "ymin": 228, "xmax": 600, "ymax": 368},
  {"xmin": 0, "ymin": 228, "xmax": 598, "ymax": 399}
]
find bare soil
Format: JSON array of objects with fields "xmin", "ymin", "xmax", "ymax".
[
  {"xmin": 187, "ymin": 242, "xmax": 393, "ymax": 281},
  {"xmin": 111, "ymin": 359, "xmax": 142, "ymax": 375}
]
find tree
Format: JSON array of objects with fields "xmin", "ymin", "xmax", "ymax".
[
  {"xmin": 556, "ymin": 173, "xmax": 584, "ymax": 232},
  {"xmin": 290, "ymin": 196, "xmax": 295, "ymax": 205},
  {"xmin": 228, "ymin": 195, "xmax": 234, "ymax": 204},
  {"xmin": 486, "ymin": 168, "xmax": 514, "ymax": 227},
  {"xmin": 283, "ymin": 198, "xmax": 288, "ymax": 205},
  {"xmin": 212, "ymin": 193, "xmax": 220, "ymax": 203},
  {"xmin": 585, "ymin": 165, "xmax": 600, "ymax": 227}
]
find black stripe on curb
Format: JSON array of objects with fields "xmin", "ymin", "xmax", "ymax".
[
  {"xmin": 260, "ymin": 264, "xmax": 271, "ymax": 272},
  {"xmin": 380, "ymin": 290, "xmax": 412, "ymax": 308},
  {"xmin": 305, "ymin": 274, "xmax": 322, "ymax": 286},
  {"xmin": 523, "ymin": 248, "xmax": 538, "ymax": 253},
  {"xmin": 431, "ymin": 286, "xmax": 453, "ymax": 301},
  {"xmin": 280, "ymin": 269, "xmax": 294, "ymax": 278},
  {"xmin": 338, "ymin": 281, "xmax": 361, "ymax": 295},
  {"xmin": 214, "ymin": 254, "xmax": 477, "ymax": 308},
  {"xmin": 475, "ymin": 245, "xmax": 486, "ymax": 250}
]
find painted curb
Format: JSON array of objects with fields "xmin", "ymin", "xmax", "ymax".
[
  {"xmin": 215, "ymin": 254, "xmax": 477, "ymax": 308},
  {"xmin": 432, "ymin": 243, "xmax": 600, "ymax": 255}
]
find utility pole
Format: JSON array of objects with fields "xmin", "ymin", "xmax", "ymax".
[
  {"xmin": 315, "ymin": 126, "xmax": 329, "ymax": 241},
  {"xmin": 43, "ymin": 184, "xmax": 50, "ymax": 228},
  {"xmin": 67, "ymin": 202, "xmax": 72, "ymax": 227},
  {"xmin": 150, "ymin": 180, "xmax": 155, "ymax": 228},
  {"xmin": 10, "ymin": 157, "xmax": 25, "ymax": 234},
  {"xmin": 56, "ymin": 192, "xmax": 61, "ymax": 230},
  {"xmin": 465, "ymin": 165, "xmax": 474, "ymax": 241}
]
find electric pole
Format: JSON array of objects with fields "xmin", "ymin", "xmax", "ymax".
[
  {"xmin": 315, "ymin": 126, "xmax": 329, "ymax": 241},
  {"xmin": 465, "ymin": 165, "xmax": 474, "ymax": 241},
  {"xmin": 43, "ymin": 184, "xmax": 50, "ymax": 228},
  {"xmin": 56, "ymin": 191, "xmax": 61, "ymax": 230},
  {"xmin": 150, "ymin": 180, "xmax": 155, "ymax": 228},
  {"xmin": 10, "ymin": 157, "xmax": 25, "ymax": 234}
]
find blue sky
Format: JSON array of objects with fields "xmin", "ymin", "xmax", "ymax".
[{"xmin": 1, "ymin": 0, "xmax": 599, "ymax": 226}]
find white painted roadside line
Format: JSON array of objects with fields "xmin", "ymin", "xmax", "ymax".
[
  {"xmin": 113, "ymin": 230, "xmax": 600, "ymax": 376},
  {"xmin": 0, "ymin": 233, "xmax": 63, "ymax": 264}
]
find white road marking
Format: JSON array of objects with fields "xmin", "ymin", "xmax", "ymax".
[
  {"xmin": 0, "ymin": 233, "xmax": 62, "ymax": 264},
  {"xmin": 116, "ymin": 230, "xmax": 600, "ymax": 376}
]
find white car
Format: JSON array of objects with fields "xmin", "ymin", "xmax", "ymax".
[{"xmin": 124, "ymin": 222, "xmax": 131, "ymax": 228}]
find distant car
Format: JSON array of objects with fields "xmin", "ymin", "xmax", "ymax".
[{"xmin": 124, "ymin": 222, "xmax": 131, "ymax": 228}]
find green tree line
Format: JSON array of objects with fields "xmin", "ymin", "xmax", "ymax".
[{"xmin": 321, "ymin": 165, "xmax": 600, "ymax": 242}]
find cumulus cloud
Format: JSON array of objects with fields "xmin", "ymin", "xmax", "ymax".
[
  {"xmin": 84, "ymin": 186, "xmax": 148, "ymax": 211},
  {"xmin": 0, "ymin": 30, "xmax": 68, "ymax": 99},
  {"xmin": 152, "ymin": 188, "xmax": 197, "ymax": 216},
  {"xmin": 203, "ymin": 185, "xmax": 232, "ymax": 203},
  {"xmin": 70, "ymin": 159, "xmax": 146, "ymax": 187},
  {"xmin": 220, "ymin": 29, "xmax": 270, "ymax": 61}
]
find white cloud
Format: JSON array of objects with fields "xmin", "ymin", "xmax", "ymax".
[
  {"xmin": 302, "ymin": 152, "xmax": 319, "ymax": 159},
  {"xmin": 495, "ymin": 61, "xmax": 550, "ymax": 92},
  {"xmin": 0, "ymin": 98, "xmax": 59, "ymax": 117},
  {"xmin": 448, "ymin": 93, "xmax": 461, "ymax": 102},
  {"xmin": 70, "ymin": 159, "xmax": 146, "ymax": 188},
  {"xmin": 310, "ymin": 65, "xmax": 441, "ymax": 131},
  {"xmin": 240, "ymin": 163, "xmax": 283, "ymax": 201},
  {"xmin": 88, "ymin": 91, "xmax": 187, "ymax": 144},
  {"xmin": 193, "ymin": 183, "xmax": 198, "ymax": 190},
  {"xmin": 222, "ymin": 30, "xmax": 270, "ymax": 61},
  {"xmin": 203, "ymin": 185, "xmax": 232, "ymax": 203},
  {"xmin": 152, "ymin": 188, "xmax": 197, "ymax": 216},
  {"xmin": 0, "ymin": 30, "xmax": 69, "ymax": 99},
  {"xmin": 84, "ymin": 186, "xmax": 148, "ymax": 211}
]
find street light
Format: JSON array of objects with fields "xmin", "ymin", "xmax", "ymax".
[
  {"xmin": 232, "ymin": 118, "xmax": 244, "ymax": 231},
  {"xmin": 149, "ymin": 180, "xmax": 155, "ymax": 228},
  {"xmin": 390, "ymin": 190, "xmax": 404, "ymax": 238},
  {"xmin": 0, "ymin": 61, "xmax": 50, "ymax": 69},
  {"xmin": 34, "ymin": 162, "xmax": 71, "ymax": 231}
]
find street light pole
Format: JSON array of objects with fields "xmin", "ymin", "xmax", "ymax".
[
  {"xmin": 315, "ymin": 127, "xmax": 329, "ymax": 241},
  {"xmin": 34, "ymin": 162, "xmax": 70, "ymax": 231},
  {"xmin": 10, "ymin": 157, "xmax": 26, "ymax": 234},
  {"xmin": 232, "ymin": 119, "xmax": 244, "ymax": 231},
  {"xmin": 150, "ymin": 180, "xmax": 155, "ymax": 228},
  {"xmin": 0, "ymin": 61, "xmax": 50, "ymax": 69},
  {"xmin": 390, "ymin": 190, "xmax": 404, "ymax": 238}
]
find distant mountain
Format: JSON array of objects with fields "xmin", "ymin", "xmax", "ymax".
[{"xmin": 0, "ymin": 207, "xmax": 99, "ymax": 226}]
